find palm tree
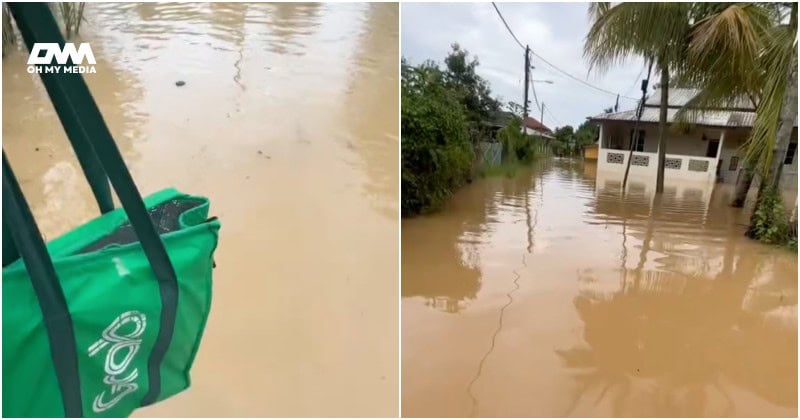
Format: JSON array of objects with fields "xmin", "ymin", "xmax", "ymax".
[
  {"xmin": 758, "ymin": 6, "xmax": 798, "ymax": 190},
  {"xmin": 676, "ymin": 3, "xmax": 797, "ymax": 233},
  {"xmin": 585, "ymin": 3, "xmax": 692, "ymax": 194},
  {"xmin": 676, "ymin": 3, "xmax": 774, "ymax": 206}
]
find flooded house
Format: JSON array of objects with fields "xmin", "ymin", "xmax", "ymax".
[
  {"xmin": 590, "ymin": 88, "xmax": 798, "ymax": 190},
  {"xmin": 522, "ymin": 116, "xmax": 554, "ymax": 139}
]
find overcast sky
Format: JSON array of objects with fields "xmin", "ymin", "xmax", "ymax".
[{"xmin": 401, "ymin": 2, "xmax": 647, "ymax": 129}]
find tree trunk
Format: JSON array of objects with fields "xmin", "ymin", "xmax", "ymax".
[
  {"xmin": 731, "ymin": 167, "xmax": 753, "ymax": 207},
  {"xmin": 766, "ymin": 48, "xmax": 798, "ymax": 190},
  {"xmin": 656, "ymin": 66, "xmax": 669, "ymax": 193}
]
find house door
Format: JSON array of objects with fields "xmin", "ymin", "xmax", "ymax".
[{"xmin": 706, "ymin": 139, "xmax": 720, "ymax": 158}]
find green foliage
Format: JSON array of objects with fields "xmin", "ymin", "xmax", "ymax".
[
  {"xmin": 401, "ymin": 46, "xmax": 505, "ymax": 216},
  {"xmin": 749, "ymin": 187, "xmax": 796, "ymax": 246},
  {"xmin": 401, "ymin": 58, "xmax": 474, "ymax": 216},
  {"xmin": 496, "ymin": 117, "xmax": 538, "ymax": 164},
  {"xmin": 552, "ymin": 125, "xmax": 575, "ymax": 156},
  {"xmin": 575, "ymin": 120, "xmax": 599, "ymax": 146},
  {"xmin": 442, "ymin": 44, "xmax": 501, "ymax": 128}
]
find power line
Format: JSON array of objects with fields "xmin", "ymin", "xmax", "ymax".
[
  {"xmin": 622, "ymin": 63, "xmax": 647, "ymax": 98},
  {"xmin": 529, "ymin": 50, "xmax": 639, "ymax": 101},
  {"xmin": 544, "ymin": 105, "xmax": 562, "ymax": 127},
  {"xmin": 491, "ymin": 2, "xmax": 525, "ymax": 50},
  {"xmin": 528, "ymin": 68, "xmax": 561, "ymax": 126},
  {"xmin": 491, "ymin": 2, "xmax": 639, "ymax": 102}
]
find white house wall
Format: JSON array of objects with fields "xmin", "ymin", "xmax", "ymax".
[
  {"xmin": 598, "ymin": 122, "xmax": 720, "ymax": 182},
  {"xmin": 717, "ymin": 129, "xmax": 797, "ymax": 189},
  {"xmin": 601, "ymin": 122, "xmax": 724, "ymax": 156},
  {"xmin": 780, "ymin": 131, "xmax": 798, "ymax": 192},
  {"xmin": 597, "ymin": 148, "xmax": 717, "ymax": 182},
  {"xmin": 717, "ymin": 129, "xmax": 748, "ymax": 184}
]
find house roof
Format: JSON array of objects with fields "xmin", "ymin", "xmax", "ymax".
[
  {"xmin": 523, "ymin": 116, "xmax": 553, "ymax": 134},
  {"xmin": 486, "ymin": 110, "xmax": 515, "ymax": 128},
  {"xmin": 591, "ymin": 107, "xmax": 752, "ymax": 128},
  {"xmin": 590, "ymin": 87, "xmax": 796, "ymax": 128},
  {"xmin": 643, "ymin": 88, "xmax": 754, "ymax": 110}
]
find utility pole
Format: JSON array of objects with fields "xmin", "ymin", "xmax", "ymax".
[
  {"xmin": 523, "ymin": 45, "xmax": 530, "ymax": 119},
  {"xmin": 541, "ymin": 102, "xmax": 545, "ymax": 125}
]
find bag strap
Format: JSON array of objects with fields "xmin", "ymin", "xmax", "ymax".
[
  {"xmin": 8, "ymin": 6, "xmax": 113, "ymax": 214},
  {"xmin": 2, "ymin": 152, "xmax": 83, "ymax": 417},
  {"xmin": 8, "ymin": 2, "xmax": 179, "ymax": 407},
  {"xmin": 2, "ymin": 217, "xmax": 20, "ymax": 267}
]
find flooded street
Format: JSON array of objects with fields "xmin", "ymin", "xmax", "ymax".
[
  {"xmin": 3, "ymin": 2, "xmax": 397, "ymax": 417},
  {"xmin": 402, "ymin": 159, "xmax": 797, "ymax": 417}
]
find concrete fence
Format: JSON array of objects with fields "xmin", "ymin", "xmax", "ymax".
[{"xmin": 598, "ymin": 149, "xmax": 717, "ymax": 182}]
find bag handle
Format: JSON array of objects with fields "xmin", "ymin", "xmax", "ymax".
[
  {"xmin": 8, "ymin": 7, "xmax": 113, "ymax": 214},
  {"xmin": 8, "ymin": 2, "xmax": 179, "ymax": 408},
  {"xmin": 3, "ymin": 152, "xmax": 84, "ymax": 417}
]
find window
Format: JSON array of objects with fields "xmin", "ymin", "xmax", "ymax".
[
  {"xmin": 729, "ymin": 156, "xmax": 739, "ymax": 171},
  {"xmin": 784, "ymin": 142, "xmax": 797, "ymax": 165},
  {"xmin": 629, "ymin": 129, "xmax": 645, "ymax": 152}
]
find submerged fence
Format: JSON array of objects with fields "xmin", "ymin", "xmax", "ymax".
[{"xmin": 479, "ymin": 141, "xmax": 503, "ymax": 166}]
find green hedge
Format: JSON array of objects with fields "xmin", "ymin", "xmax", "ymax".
[{"xmin": 401, "ymin": 72, "xmax": 473, "ymax": 216}]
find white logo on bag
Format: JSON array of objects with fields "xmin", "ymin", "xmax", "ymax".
[{"xmin": 87, "ymin": 311, "xmax": 147, "ymax": 413}]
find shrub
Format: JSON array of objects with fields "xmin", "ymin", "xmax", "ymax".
[
  {"xmin": 401, "ymin": 64, "xmax": 473, "ymax": 216},
  {"xmin": 496, "ymin": 117, "xmax": 538, "ymax": 164},
  {"xmin": 749, "ymin": 187, "xmax": 796, "ymax": 247}
]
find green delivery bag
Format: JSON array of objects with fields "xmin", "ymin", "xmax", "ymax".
[
  {"xmin": 2, "ymin": 186, "xmax": 220, "ymax": 417},
  {"xmin": 3, "ymin": 4, "xmax": 221, "ymax": 416}
]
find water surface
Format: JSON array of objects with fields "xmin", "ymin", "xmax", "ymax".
[
  {"xmin": 3, "ymin": 3, "xmax": 398, "ymax": 416},
  {"xmin": 402, "ymin": 159, "xmax": 796, "ymax": 417}
]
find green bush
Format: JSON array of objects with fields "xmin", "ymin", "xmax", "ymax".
[
  {"xmin": 750, "ymin": 187, "xmax": 796, "ymax": 247},
  {"xmin": 496, "ymin": 117, "xmax": 538, "ymax": 164},
  {"xmin": 401, "ymin": 64, "xmax": 473, "ymax": 216}
]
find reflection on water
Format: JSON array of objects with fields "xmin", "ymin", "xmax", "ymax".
[
  {"xmin": 402, "ymin": 159, "xmax": 796, "ymax": 417},
  {"xmin": 3, "ymin": 3, "xmax": 397, "ymax": 417}
]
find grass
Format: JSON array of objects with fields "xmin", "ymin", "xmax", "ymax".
[
  {"xmin": 2, "ymin": 4, "xmax": 16, "ymax": 57},
  {"xmin": 2, "ymin": 2, "xmax": 87, "ymax": 56},
  {"xmin": 55, "ymin": 2, "xmax": 87, "ymax": 39}
]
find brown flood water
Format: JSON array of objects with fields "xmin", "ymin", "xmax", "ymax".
[
  {"xmin": 402, "ymin": 159, "xmax": 797, "ymax": 417},
  {"xmin": 3, "ymin": 3, "xmax": 398, "ymax": 417}
]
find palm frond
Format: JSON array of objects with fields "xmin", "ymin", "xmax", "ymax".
[
  {"xmin": 584, "ymin": 3, "xmax": 692, "ymax": 74},
  {"xmin": 681, "ymin": 4, "xmax": 772, "ymax": 101},
  {"xmin": 743, "ymin": 23, "xmax": 796, "ymax": 177},
  {"xmin": 588, "ymin": 2, "xmax": 611, "ymax": 22}
]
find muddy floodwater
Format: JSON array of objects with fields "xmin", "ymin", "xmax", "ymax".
[
  {"xmin": 3, "ymin": 2, "xmax": 398, "ymax": 417},
  {"xmin": 402, "ymin": 159, "xmax": 797, "ymax": 417}
]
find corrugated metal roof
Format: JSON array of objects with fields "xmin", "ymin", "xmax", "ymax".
[
  {"xmin": 591, "ymin": 107, "xmax": 758, "ymax": 128},
  {"xmin": 644, "ymin": 88, "xmax": 697, "ymax": 107},
  {"xmin": 592, "ymin": 85, "xmax": 799, "ymax": 128},
  {"xmin": 643, "ymin": 88, "xmax": 754, "ymax": 110}
]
